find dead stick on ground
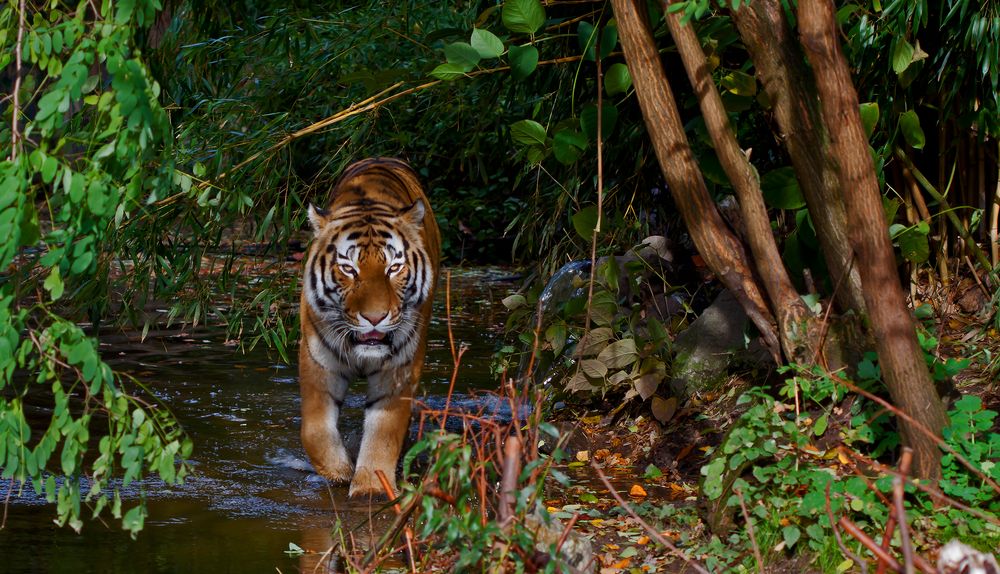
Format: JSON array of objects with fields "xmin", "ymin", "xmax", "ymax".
[
  {"xmin": 592, "ymin": 464, "xmax": 711, "ymax": 574},
  {"xmin": 736, "ymin": 487, "xmax": 764, "ymax": 574}
]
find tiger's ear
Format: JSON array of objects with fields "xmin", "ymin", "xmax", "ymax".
[
  {"xmin": 400, "ymin": 200, "xmax": 425, "ymax": 228},
  {"xmin": 308, "ymin": 204, "xmax": 331, "ymax": 233}
]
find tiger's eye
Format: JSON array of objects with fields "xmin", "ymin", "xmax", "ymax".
[
  {"xmin": 387, "ymin": 263, "xmax": 403, "ymax": 275},
  {"xmin": 339, "ymin": 264, "xmax": 357, "ymax": 277}
]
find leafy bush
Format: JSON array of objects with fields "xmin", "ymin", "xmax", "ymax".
[{"xmin": 0, "ymin": 0, "xmax": 191, "ymax": 534}]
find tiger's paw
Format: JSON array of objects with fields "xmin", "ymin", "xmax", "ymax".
[
  {"xmin": 314, "ymin": 459, "xmax": 354, "ymax": 483},
  {"xmin": 348, "ymin": 467, "xmax": 396, "ymax": 499}
]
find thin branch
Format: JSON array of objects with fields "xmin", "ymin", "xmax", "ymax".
[
  {"xmin": 9, "ymin": 0, "xmax": 26, "ymax": 161},
  {"xmin": 736, "ymin": 487, "xmax": 764, "ymax": 574},
  {"xmin": 826, "ymin": 482, "xmax": 867, "ymax": 574}
]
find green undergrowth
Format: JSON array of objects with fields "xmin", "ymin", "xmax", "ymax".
[{"xmin": 699, "ymin": 337, "xmax": 999, "ymax": 572}]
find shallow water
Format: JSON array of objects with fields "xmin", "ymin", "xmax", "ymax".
[{"xmin": 0, "ymin": 267, "xmax": 518, "ymax": 574}]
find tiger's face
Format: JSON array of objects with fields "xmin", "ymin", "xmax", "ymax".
[{"xmin": 304, "ymin": 200, "xmax": 431, "ymax": 364}]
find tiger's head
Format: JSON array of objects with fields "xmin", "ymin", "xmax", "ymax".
[{"xmin": 304, "ymin": 199, "xmax": 432, "ymax": 363}]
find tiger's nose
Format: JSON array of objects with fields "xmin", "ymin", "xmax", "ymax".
[{"xmin": 361, "ymin": 312, "xmax": 388, "ymax": 326}]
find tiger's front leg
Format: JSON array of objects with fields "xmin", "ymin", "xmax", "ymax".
[
  {"xmin": 349, "ymin": 366, "xmax": 414, "ymax": 498},
  {"xmin": 299, "ymin": 343, "xmax": 354, "ymax": 482}
]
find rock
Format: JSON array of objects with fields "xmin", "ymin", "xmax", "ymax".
[
  {"xmin": 525, "ymin": 508, "xmax": 594, "ymax": 573},
  {"xmin": 938, "ymin": 540, "xmax": 999, "ymax": 574},
  {"xmin": 669, "ymin": 289, "xmax": 772, "ymax": 396}
]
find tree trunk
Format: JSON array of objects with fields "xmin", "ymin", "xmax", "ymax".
[
  {"xmin": 798, "ymin": 0, "xmax": 948, "ymax": 480},
  {"xmin": 664, "ymin": 8, "xmax": 815, "ymax": 364},
  {"xmin": 731, "ymin": 0, "xmax": 867, "ymax": 317},
  {"xmin": 611, "ymin": 0, "xmax": 781, "ymax": 362}
]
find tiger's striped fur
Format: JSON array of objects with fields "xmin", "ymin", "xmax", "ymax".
[{"xmin": 298, "ymin": 157, "xmax": 440, "ymax": 497}]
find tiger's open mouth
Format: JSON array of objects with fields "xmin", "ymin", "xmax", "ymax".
[{"xmin": 353, "ymin": 330, "xmax": 389, "ymax": 346}]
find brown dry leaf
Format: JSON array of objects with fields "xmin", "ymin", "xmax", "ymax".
[
  {"xmin": 629, "ymin": 484, "xmax": 648, "ymax": 497},
  {"xmin": 576, "ymin": 450, "xmax": 590, "ymax": 462},
  {"xmin": 651, "ymin": 396, "xmax": 678, "ymax": 424},
  {"xmin": 636, "ymin": 536, "xmax": 650, "ymax": 545},
  {"xmin": 595, "ymin": 448, "xmax": 611, "ymax": 460},
  {"xmin": 675, "ymin": 443, "xmax": 696, "ymax": 462}
]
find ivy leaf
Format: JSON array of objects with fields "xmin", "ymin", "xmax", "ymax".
[
  {"xmin": 761, "ymin": 166, "xmax": 805, "ymax": 210},
  {"xmin": 444, "ymin": 42, "xmax": 481, "ymax": 71},
  {"xmin": 510, "ymin": 119, "xmax": 547, "ymax": 147},
  {"xmin": 471, "ymin": 28, "xmax": 504, "ymax": 59},
  {"xmin": 508, "ymin": 44, "xmax": 538, "ymax": 80},
  {"xmin": 604, "ymin": 63, "xmax": 632, "ymax": 96},
  {"xmin": 899, "ymin": 110, "xmax": 925, "ymax": 150},
  {"xmin": 502, "ymin": 0, "xmax": 545, "ymax": 34}
]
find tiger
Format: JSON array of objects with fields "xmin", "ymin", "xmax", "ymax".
[{"xmin": 298, "ymin": 157, "xmax": 441, "ymax": 498}]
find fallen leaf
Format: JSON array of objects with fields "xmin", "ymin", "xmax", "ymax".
[
  {"xmin": 629, "ymin": 485, "xmax": 647, "ymax": 497},
  {"xmin": 576, "ymin": 450, "xmax": 590, "ymax": 462},
  {"xmin": 651, "ymin": 396, "xmax": 678, "ymax": 424},
  {"xmin": 637, "ymin": 536, "xmax": 650, "ymax": 545}
]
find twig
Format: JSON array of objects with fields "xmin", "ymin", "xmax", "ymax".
[
  {"xmin": 439, "ymin": 345, "xmax": 467, "ymax": 432},
  {"xmin": 375, "ymin": 470, "xmax": 416, "ymax": 573},
  {"xmin": 735, "ymin": 487, "xmax": 764, "ymax": 574},
  {"xmin": 839, "ymin": 516, "xmax": 903, "ymax": 572},
  {"xmin": 1, "ymin": 477, "xmax": 13, "ymax": 529},
  {"xmin": 826, "ymin": 482, "xmax": 867, "ymax": 574},
  {"xmin": 499, "ymin": 434, "xmax": 523, "ymax": 530},
  {"xmin": 9, "ymin": 0, "xmax": 25, "ymax": 161},
  {"xmin": 894, "ymin": 149, "xmax": 994, "ymax": 275},
  {"xmin": 878, "ymin": 448, "xmax": 913, "ymax": 574},
  {"xmin": 592, "ymin": 464, "xmax": 711, "ymax": 574},
  {"xmin": 893, "ymin": 448, "xmax": 915, "ymax": 574}
]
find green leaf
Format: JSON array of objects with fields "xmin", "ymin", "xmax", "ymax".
[
  {"xmin": 813, "ymin": 414, "xmax": 828, "ymax": 436},
  {"xmin": 578, "ymin": 21, "xmax": 597, "ymax": 61},
  {"xmin": 444, "ymin": 42, "xmax": 481, "ymax": 71},
  {"xmin": 429, "ymin": 63, "xmax": 469, "ymax": 81},
  {"xmin": 41, "ymin": 156, "xmax": 59, "ymax": 184},
  {"xmin": 859, "ymin": 102, "xmax": 879, "ymax": 138},
  {"xmin": 508, "ymin": 44, "xmax": 538, "ymax": 80},
  {"xmin": 604, "ymin": 63, "xmax": 632, "ymax": 96},
  {"xmin": 892, "ymin": 38, "xmax": 915, "ymax": 75},
  {"xmin": 782, "ymin": 525, "xmax": 801, "ymax": 548},
  {"xmin": 721, "ymin": 70, "xmax": 756, "ymax": 96},
  {"xmin": 545, "ymin": 322, "xmax": 568, "ymax": 356},
  {"xmin": 580, "ymin": 358, "xmax": 608, "ymax": 379},
  {"xmin": 471, "ymin": 29, "xmax": 504, "ymax": 59},
  {"xmin": 44, "ymin": 268, "xmax": 65, "ymax": 301},
  {"xmin": 897, "ymin": 221, "xmax": 930, "ymax": 263},
  {"xmin": 899, "ymin": 110, "xmax": 925, "ymax": 150},
  {"xmin": 572, "ymin": 205, "xmax": 598, "ymax": 240},
  {"xmin": 580, "ymin": 103, "xmax": 618, "ymax": 141},
  {"xmin": 502, "ymin": 0, "xmax": 545, "ymax": 34},
  {"xmin": 552, "ymin": 128, "xmax": 588, "ymax": 164},
  {"xmin": 510, "ymin": 119, "xmax": 547, "ymax": 147},
  {"xmin": 761, "ymin": 166, "xmax": 805, "ymax": 210}
]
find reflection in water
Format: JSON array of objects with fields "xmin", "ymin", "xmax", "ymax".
[{"xmin": 0, "ymin": 267, "xmax": 516, "ymax": 574}]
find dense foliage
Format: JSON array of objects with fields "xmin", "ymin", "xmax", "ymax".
[{"xmin": 2, "ymin": 2, "xmax": 998, "ymax": 568}]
